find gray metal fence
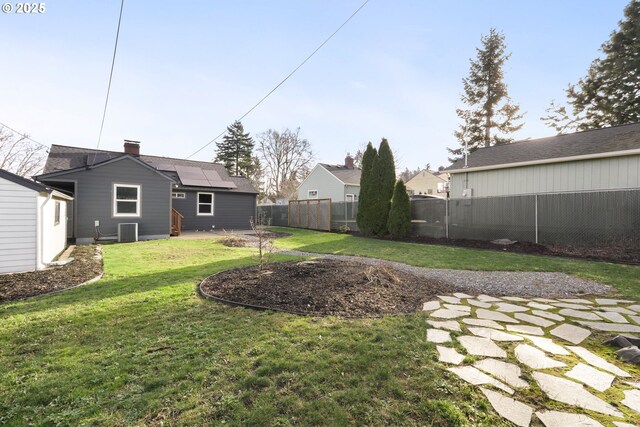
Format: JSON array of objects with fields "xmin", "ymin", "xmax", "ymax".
[{"xmin": 257, "ymin": 188, "xmax": 640, "ymax": 247}]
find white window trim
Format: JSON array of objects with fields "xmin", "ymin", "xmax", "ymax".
[
  {"xmin": 113, "ymin": 183, "xmax": 141, "ymax": 217},
  {"xmin": 172, "ymin": 192, "xmax": 186, "ymax": 199},
  {"xmin": 308, "ymin": 190, "xmax": 318, "ymax": 199},
  {"xmin": 197, "ymin": 192, "xmax": 214, "ymax": 216}
]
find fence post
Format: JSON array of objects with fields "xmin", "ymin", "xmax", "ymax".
[
  {"xmin": 534, "ymin": 194, "xmax": 539, "ymax": 244},
  {"xmin": 445, "ymin": 197, "xmax": 449, "ymax": 239}
]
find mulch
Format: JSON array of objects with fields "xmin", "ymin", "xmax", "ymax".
[
  {"xmin": 200, "ymin": 259, "xmax": 457, "ymax": 317},
  {"xmin": 0, "ymin": 245, "xmax": 103, "ymax": 303},
  {"xmin": 350, "ymin": 232, "xmax": 640, "ymax": 265}
]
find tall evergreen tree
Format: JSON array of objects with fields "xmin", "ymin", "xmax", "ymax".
[
  {"xmin": 215, "ymin": 121, "xmax": 255, "ymax": 176},
  {"xmin": 356, "ymin": 142, "xmax": 377, "ymax": 235},
  {"xmin": 448, "ymin": 28, "xmax": 524, "ymax": 162},
  {"xmin": 387, "ymin": 180, "xmax": 411, "ymax": 238},
  {"xmin": 369, "ymin": 138, "xmax": 396, "ymax": 236},
  {"xmin": 543, "ymin": 0, "xmax": 640, "ymax": 133}
]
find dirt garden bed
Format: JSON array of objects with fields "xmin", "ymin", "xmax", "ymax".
[
  {"xmin": 200, "ymin": 259, "xmax": 457, "ymax": 317},
  {"xmin": 0, "ymin": 245, "xmax": 103, "ymax": 302}
]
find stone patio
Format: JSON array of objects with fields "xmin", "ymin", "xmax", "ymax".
[{"xmin": 424, "ymin": 293, "xmax": 640, "ymax": 426}]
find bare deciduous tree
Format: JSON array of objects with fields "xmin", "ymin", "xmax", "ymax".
[
  {"xmin": 0, "ymin": 127, "xmax": 47, "ymax": 177},
  {"xmin": 256, "ymin": 128, "xmax": 313, "ymax": 200}
]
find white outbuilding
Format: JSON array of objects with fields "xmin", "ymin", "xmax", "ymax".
[{"xmin": 0, "ymin": 168, "xmax": 73, "ymax": 274}]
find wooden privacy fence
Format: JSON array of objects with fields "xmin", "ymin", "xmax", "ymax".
[{"xmin": 289, "ymin": 199, "xmax": 332, "ymax": 231}]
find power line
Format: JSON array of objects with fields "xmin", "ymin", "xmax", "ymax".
[
  {"xmin": 0, "ymin": 120, "xmax": 49, "ymax": 149},
  {"xmin": 186, "ymin": 0, "xmax": 370, "ymax": 160},
  {"xmin": 93, "ymin": 0, "xmax": 125, "ymax": 161}
]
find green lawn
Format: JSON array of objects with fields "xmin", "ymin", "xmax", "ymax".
[
  {"xmin": 0, "ymin": 238, "xmax": 500, "ymax": 426},
  {"xmin": 272, "ymin": 227, "xmax": 640, "ymax": 298},
  {"xmin": 1, "ymin": 232, "xmax": 637, "ymax": 426}
]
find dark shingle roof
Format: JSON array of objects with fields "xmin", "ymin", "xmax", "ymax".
[
  {"xmin": 319, "ymin": 163, "xmax": 361, "ymax": 185},
  {"xmin": 0, "ymin": 168, "xmax": 50, "ymax": 192},
  {"xmin": 43, "ymin": 145, "xmax": 257, "ymax": 194},
  {"xmin": 446, "ymin": 123, "xmax": 640, "ymax": 172}
]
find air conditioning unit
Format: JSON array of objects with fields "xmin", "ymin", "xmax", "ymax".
[{"xmin": 118, "ymin": 223, "xmax": 138, "ymax": 243}]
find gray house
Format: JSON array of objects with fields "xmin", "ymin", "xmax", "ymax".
[
  {"xmin": 36, "ymin": 141, "xmax": 258, "ymax": 244},
  {"xmin": 296, "ymin": 156, "xmax": 361, "ymax": 202},
  {"xmin": 446, "ymin": 123, "xmax": 640, "ymax": 198}
]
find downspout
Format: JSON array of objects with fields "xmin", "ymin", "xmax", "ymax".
[{"xmin": 38, "ymin": 192, "xmax": 53, "ymax": 269}]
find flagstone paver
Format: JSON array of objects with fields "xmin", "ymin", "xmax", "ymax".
[
  {"xmin": 502, "ymin": 296, "xmax": 528, "ymax": 302},
  {"xmin": 458, "ymin": 335, "xmax": 507, "ymax": 358},
  {"xmin": 601, "ymin": 306, "xmax": 637, "ymax": 315},
  {"xmin": 535, "ymin": 410, "xmax": 604, "ymax": 427},
  {"xmin": 596, "ymin": 310, "xmax": 628, "ymax": 323},
  {"xmin": 567, "ymin": 346, "xmax": 631, "ymax": 377},
  {"xmin": 462, "ymin": 318, "xmax": 504, "ymax": 330},
  {"xmin": 477, "ymin": 294, "xmax": 503, "ymax": 302},
  {"xmin": 550, "ymin": 323, "xmax": 591, "ymax": 344},
  {"xmin": 625, "ymin": 381, "xmax": 640, "ymax": 389},
  {"xmin": 552, "ymin": 302, "xmax": 593, "ymax": 310},
  {"xmin": 514, "ymin": 344, "xmax": 566, "ymax": 369},
  {"xmin": 438, "ymin": 296, "xmax": 461, "ymax": 304},
  {"xmin": 468, "ymin": 327, "xmax": 524, "ymax": 342},
  {"xmin": 520, "ymin": 335, "xmax": 569, "ymax": 355},
  {"xmin": 527, "ymin": 301, "xmax": 554, "ymax": 310},
  {"xmin": 630, "ymin": 315, "xmax": 640, "ymax": 325},
  {"xmin": 532, "ymin": 371, "xmax": 623, "ymax": 417},
  {"xmin": 621, "ymin": 389, "xmax": 640, "ymax": 414},
  {"xmin": 495, "ymin": 303, "xmax": 529, "ymax": 313},
  {"xmin": 558, "ymin": 308, "xmax": 602, "ymax": 321},
  {"xmin": 595, "ymin": 298, "xmax": 634, "ymax": 305},
  {"xmin": 430, "ymin": 308, "xmax": 469, "ymax": 319},
  {"xmin": 436, "ymin": 345, "xmax": 465, "ymax": 365},
  {"xmin": 427, "ymin": 320, "xmax": 461, "ymax": 332},
  {"xmin": 507, "ymin": 324, "xmax": 544, "ymax": 336},
  {"xmin": 476, "ymin": 309, "xmax": 520, "ymax": 323},
  {"xmin": 532, "ymin": 310, "xmax": 565, "ymax": 322},
  {"xmin": 453, "ymin": 292, "xmax": 473, "ymax": 299},
  {"xmin": 559, "ymin": 298, "xmax": 593, "ymax": 305},
  {"xmin": 447, "ymin": 366, "xmax": 514, "ymax": 394},
  {"xmin": 422, "ymin": 300, "xmax": 440, "ymax": 311},
  {"xmin": 474, "ymin": 358, "xmax": 528, "ymax": 389},
  {"xmin": 513, "ymin": 312, "xmax": 555, "ymax": 328},
  {"xmin": 613, "ymin": 422, "xmax": 637, "ymax": 427},
  {"xmin": 480, "ymin": 387, "xmax": 532, "ymax": 427},
  {"xmin": 443, "ymin": 303, "xmax": 471, "ymax": 312},
  {"xmin": 427, "ymin": 329, "xmax": 451, "ymax": 344},
  {"xmin": 565, "ymin": 363, "xmax": 615, "ymax": 392},
  {"xmin": 628, "ymin": 304, "xmax": 640, "ymax": 313},
  {"xmin": 533, "ymin": 298, "xmax": 557, "ymax": 303},
  {"xmin": 467, "ymin": 299, "xmax": 492, "ymax": 308},
  {"xmin": 577, "ymin": 321, "xmax": 640, "ymax": 333}
]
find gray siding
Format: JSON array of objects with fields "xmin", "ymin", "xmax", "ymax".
[
  {"xmin": 0, "ymin": 178, "xmax": 37, "ymax": 273},
  {"xmin": 297, "ymin": 166, "xmax": 359, "ymax": 201},
  {"xmin": 171, "ymin": 190, "xmax": 256, "ymax": 230},
  {"xmin": 451, "ymin": 155, "xmax": 640, "ymax": 198},
  {"xmin": 41, "ymin": 157, "xmax": 172, "ymax": 241}
]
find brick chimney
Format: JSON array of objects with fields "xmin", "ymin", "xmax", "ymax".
[
  {"xmin": 124, "ymin": 140, "xmax": 140, "ymax": 156},
  {"xmin": 345, "ymin": 154, "xmax": 354, "ymax": 169}
]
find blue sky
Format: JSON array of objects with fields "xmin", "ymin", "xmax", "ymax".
[{"xmin": 0, "ymin": 0, "xmax": 630, "ymax": 171}]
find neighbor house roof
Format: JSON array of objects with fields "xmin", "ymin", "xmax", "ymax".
[
  {"xmin": 0, "ymin": 168, "xmax": 73, "ymax": 200},
  {"xmin": 40, "ymin": 144, "xmax": 258, "ymax": 194},
  {"xmin": 446, "ymin": 122, "xmax": 640, "ymax": 173},
  {"xmin": 319, "ymin": 163, "xmax": 361, "ymax": 185}
]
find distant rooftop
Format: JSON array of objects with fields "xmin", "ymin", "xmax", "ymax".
[{"xmin": 319, "ymin": 163, "xmax": 361, "ymax": 185}]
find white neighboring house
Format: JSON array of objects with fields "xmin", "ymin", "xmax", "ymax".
[
  {"xmin": 0, "ymin": 168, "xmax": 73, "ymax": 274},
  {"xmin": 296, "ymin": 155, "xmax": 361, "ymax": 202}
]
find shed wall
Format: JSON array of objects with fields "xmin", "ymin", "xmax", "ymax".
[
  {"xmin": 0, "ymin": 177, "xmax": 37, "ymax": 273},
  {"xmin": 450, "ymin": 155, "xmax": 640, "ymax": 198},
  {"xmin": 40, "ymin": 196, "xmax": 68, "ymax": 265}
]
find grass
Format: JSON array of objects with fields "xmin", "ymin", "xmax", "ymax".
[
  {"xmin": 271, "ymin": 227, "xmax": 640, "ymax": 298},
  {"xmin": 0, "ymin": 238, "xmax": 504, "ymax": 426}
]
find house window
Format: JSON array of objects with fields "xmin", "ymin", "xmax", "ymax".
[
  {"xmin": 54, "ymin": 201, "xmax": 61, "ymax": 225},
  {"xmin": 114, "ymin": 184, "xmax": 141, "ymax": 217},
  {"xmin": 308, "ymin": 190, "xmax": 318, "ymax": 199},
  {"xmin": 346, "ymin": 194, "xmax": 355, "ymax": 203},
  {"xmin": 172, "ymin": 192, "xmax": 186, "ymax": 199},
  {"xmin": 197, "ymin": 192, "xmax": 214, "ymax": 216}
]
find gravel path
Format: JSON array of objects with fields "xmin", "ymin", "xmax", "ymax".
[{"xmin": 278, "ymin": 249, "xmax": 613, "ymax": 298}]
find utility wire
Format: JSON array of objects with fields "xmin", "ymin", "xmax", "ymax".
[
  {"xmin": 92, "ymin": 0, "xmax": 125, "ymax": 164},
  {"xmin": 186, "ymin": 0, "xmax": 370, "ymax": 159},
  {"xmin": 0, "ymin": 120, "xmax": 49, "ymax": 149}
]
